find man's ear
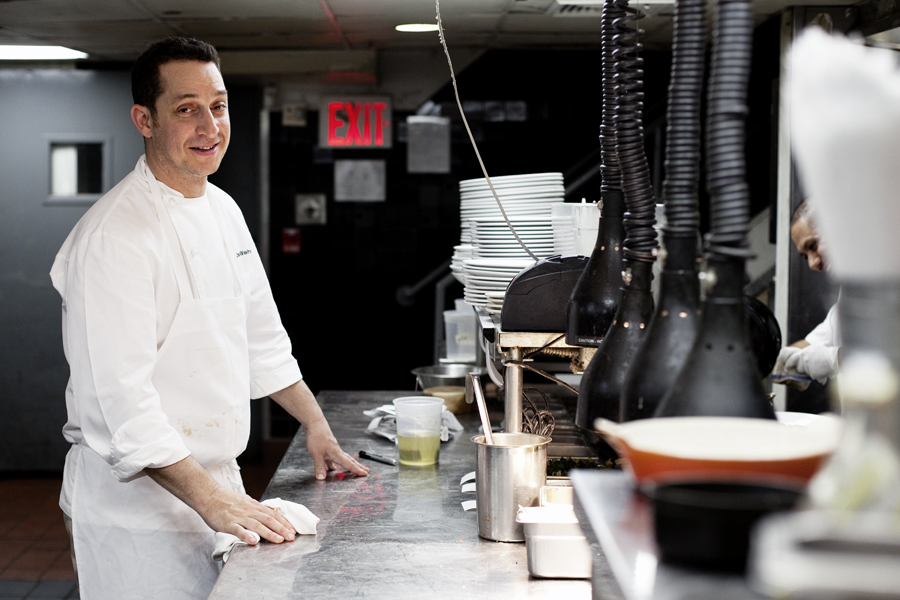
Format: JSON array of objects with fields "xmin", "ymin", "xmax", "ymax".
[{"xmin": 131, "ymin": 104, "xmax": 153, "ymax": 138}]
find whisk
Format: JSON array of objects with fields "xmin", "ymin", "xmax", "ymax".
[{"xmin": 521, "ymin": 388, "xmax": 555, "ymax": 438}]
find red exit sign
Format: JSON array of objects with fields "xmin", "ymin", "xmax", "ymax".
[{"xmin": 319, "ymin": 96, "xmax": 392, "ymax": 149}]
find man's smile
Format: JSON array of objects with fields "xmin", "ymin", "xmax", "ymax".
[{"xmin": 190, "ymin": 142, "xmax": 220, "ymax": 155}]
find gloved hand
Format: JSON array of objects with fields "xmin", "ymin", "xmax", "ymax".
[
  {"xmin": 784, "ymin": 344, "xmax": 840, "ymax": 385},
  {"xmin": 772, "ymin": 346, "xmax": 811, "ymax": 390}
]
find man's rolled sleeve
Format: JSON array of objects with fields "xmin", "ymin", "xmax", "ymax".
[
  {"xmin": 65, "ymin": 232, "xmax": 189, "ymax": 480},
  {"xmin": 110, "ymin": 413, "xmax": 190, "ymax": 481},
  {"xmin": 250, "ymin": 356, "xmax": 302, "ymax": 400}
]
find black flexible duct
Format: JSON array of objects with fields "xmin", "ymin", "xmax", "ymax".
[
  {"xmin": 703, "ymin": 0, "xmax": 755, "ymax": 259},
  {"xmin": 600, "ymin": 0, "xmax": 623, "ymax": 196},
  {"xmin": 619, "ymin": 0, "xmax": 705, "ymax": 421},
  {"xmin": 613, "ymin": 0, "xmax": 658, "ymax": 264},
  {"xmin": 654, "ymin": 0, "xmax": 775, "ymax": 419},
  {"xmin": 660, "ymin": 0, "xmax": 705, "ymax": 237},
  {"xmin": 576, "ymin": 0, "xmax": 658, "ymax": 430},
  {"xmin": 565, "ymin": 0, "xmax": 627, "ymax": 347}
]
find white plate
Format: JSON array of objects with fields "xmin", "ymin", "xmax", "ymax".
[
  {"xmin": 464, "ymin": 269, "xmax": 519, "ymax": 282},
  {"xmin": 461, "ymin": 186, "xmax": 565, "ymax": 198},
  {"xmin": 462, "ymin": 211, "xmax": 552, "ymax": 219},
  {"xmin": 475, "ymin": 234, "xmax": 555, "ymax": 240},
  {"xmin": 464, "ymin": 272, "xmax": 515, "ymax": 281},
  {"xmin": 472, "ymin": 236, "xmax": 553, "ymax": 243},
  {"xmin": 474, "ymin": 227, "xmax": 555, "ymax": 234},
  {"xmin": 460, "ymin": 172, "xmax": 564, "ymax": 188},
  {"xmin": 465, "ymin": 265, "xmax": 521, "ymax": 274},
  {"xmin": 473, "ymin": 237, "xmax": 555, "ymax": 244},
  {"xmin": 465, "ymin": 280, "xmax": 512, "ymax": 289},
  {"xmin": 460, "ymin": 175, "xmax": 563, "ymax": 187},
  {"xmin": 473, "ymin": 241, "xmax": 552, "ymax": 248},
  {"xmin": 461, "ymin": 194, "xmax": 564, "ymax": 202},
  {"xmin": 470, "ymin": 225, "xmax": 554, "ymax": 232},
  {"xmin": 471, "ymin": 218, "xmax": 553, "ymax": 226},
  {"xmin": 462, "ymin": 200, "xmax": 561, "ymax": 210},
  {"xmin": 464, "ymin": 257, "xmax": 535, "ymax": 266}
]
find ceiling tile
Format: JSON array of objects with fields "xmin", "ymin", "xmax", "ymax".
[
  {"xmin": 140, "ymin": 0, "xmax": 325, "ymax": 20},
  {"xmin": 0, "ymin": 0, "xmax": 146, "ymax": 24}
]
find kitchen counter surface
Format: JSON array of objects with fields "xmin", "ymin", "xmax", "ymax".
[
  {"xmin": 208, "ymin": 390, "xmax": 596, "ymax": 599},
  {"xmin": 571, "ymin": 470, "xmax": 766, "ymax": 600}
]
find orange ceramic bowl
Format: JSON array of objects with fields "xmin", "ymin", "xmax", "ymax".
[{"xmin": 595, "ymin": 412, "xmax": 841, "ymax": 487}]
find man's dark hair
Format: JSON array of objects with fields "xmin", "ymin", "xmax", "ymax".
[{"xmin": 131, "ymin": 37, "xmax": 220, "ymax": 114}]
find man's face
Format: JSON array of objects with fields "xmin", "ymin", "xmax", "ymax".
[
  {"xmin": 134, "ymin": 60, "xmax": 229, "ymax": 196},
  {"xmin": 791, "ymin": 217, "xmax": 828, "ymax": 273}
]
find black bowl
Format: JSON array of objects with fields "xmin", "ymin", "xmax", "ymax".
[
  {"xmin": 650, "ymin": 481, "xmax": 802, "ymax": 572},
  {"xmin": 745, "ymin": 294, "xmax": 782, "ymax": 377}
]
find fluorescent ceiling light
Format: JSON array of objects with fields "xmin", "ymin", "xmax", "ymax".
[
  {"xmin": 395, "ymin": 23, "xmax": 439, "ymax": 33},
  {"xmin": 0, "ymin": 45, "xmax": 88, "ymax": 60},
  {"xmin": 557, "ymin": 0, "xmax": 673, "ymax": 4}
]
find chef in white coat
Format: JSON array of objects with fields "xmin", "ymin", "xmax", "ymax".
[
  {"xmin": 50, "ymin": 37, "xmax": 368, "ymax": 599},
  {"xmin": 772, "ymin": 199, "xmax": 840, "ymax": 389}
]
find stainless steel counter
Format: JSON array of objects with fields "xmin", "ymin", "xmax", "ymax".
[
  {"xmin": 208, "ymin": 390, "xmax": 593, "ymax": 599},
  {"xmin": 571, "ymin": 470, "xmax": 766, "ymax": 600}
]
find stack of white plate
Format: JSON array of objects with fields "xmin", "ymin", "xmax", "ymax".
[
  {"xmin": 461, "ymin": 258, "xmax": 534, "ymax": 309},
  {"xmin": 450, "ymin": 244, "xmax": 473, "ymax": 283},
  {"xmin": 456, "ymin": 173, "xmax": 566, "ymax": 310},
  {"xmin": 484, "ymin": 291, "xmax": 506, "ymax": 315},
  {"xmin": 459, "ymin": 173, "xmax": 565, "ymax": 222},
  {"xmin": 470, "ymin": 217, "xmax": 555, "ymax": 260}
]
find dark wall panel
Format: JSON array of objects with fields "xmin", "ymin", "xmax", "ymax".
[{"xmin": 0, "ymin": 70, "xmax": 144, "ymax": 471}]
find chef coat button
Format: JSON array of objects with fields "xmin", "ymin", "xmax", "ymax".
[
  {"xmin": 191, "ymin": 247, "xmax": 200, "ymax": 256},
  {"xmin": 168, "ymin": 198, "xmax": 177, "ymax": 207}
]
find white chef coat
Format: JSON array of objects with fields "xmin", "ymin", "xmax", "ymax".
[
  {"xmin": 805, "ymin": 300, "xmax": 841, "ymax": 348},
  {"xmin": 50, "ymin": 156, "xmax": 302, "ymax": 598}
]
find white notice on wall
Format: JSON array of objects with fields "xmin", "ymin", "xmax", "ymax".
[{"xmin": 334, "ymin": 159, "xmax": 386, "ymax": 202}]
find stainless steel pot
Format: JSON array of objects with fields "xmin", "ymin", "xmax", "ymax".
[
  {"xmin": 473, "ymin": 432, "xmax": 550, "ymax": 542},
  {"xmin": 411, "ymin": 364, "xmax": 485, "ymax": 389}
]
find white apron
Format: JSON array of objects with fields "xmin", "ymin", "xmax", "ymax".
[{"xmin": 68, "ymin": 169, "xmax": 253, "ymax": 600}]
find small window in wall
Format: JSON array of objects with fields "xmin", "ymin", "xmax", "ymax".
[
  {"xmin": 51, "ymin": 143, "xmax": 103, "ymax": 196},
  {"xmin": 44, "ymin": 135, "xmax": 112, "ymax": 206}
]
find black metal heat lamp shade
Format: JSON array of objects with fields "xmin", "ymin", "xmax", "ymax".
[
  {"xmin": 566, "ymin": 189, "xmax": 625, "ymax": 347},
  {"xmin": 619, "ymin": 0, "xmax": 707, "ymax": 422},
  {"xmin": 575, "ymin": 0, "xmax": 659, "ymax": 431},
  {"xmin": 654, "ymin": 0, "xmax": 775, "ymax": 420},
  {"xmin": 565, "ymin": 0, "xmax": 627, "ymax": 349}
]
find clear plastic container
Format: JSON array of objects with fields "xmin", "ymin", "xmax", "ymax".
[{"xmin": 444, "ymin": 307, "xmax": 476, "ymax": 363}]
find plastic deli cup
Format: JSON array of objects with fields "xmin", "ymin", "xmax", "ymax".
[{"xmin": 392, "ymin": 397, "xmax": 444, "ymax": 466}]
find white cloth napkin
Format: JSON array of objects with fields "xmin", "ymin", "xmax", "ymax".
[{"xmin": 212, "ymin": 498, "xmax": 320, "ymax": 563}]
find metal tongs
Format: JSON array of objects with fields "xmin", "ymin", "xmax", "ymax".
[{"xmin": 465, "ymin": 372, "xmax": 494, "ymax": 445}]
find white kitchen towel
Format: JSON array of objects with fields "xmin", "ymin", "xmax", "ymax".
[{"xmin": 212, "ymin": 498, "xmax": 320, "ymax": 563}]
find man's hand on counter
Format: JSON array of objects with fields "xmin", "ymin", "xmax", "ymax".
[
  {"xmin": 147, "ymin": 455, "xmax": 297, "ymax": 545},
  {"xmin": 270, "ymin": 379, "xmax": 369, "ymax": 480},
  {"xmin": 303, "ymin": 418, "xmax": 369, "ymax": 480}
]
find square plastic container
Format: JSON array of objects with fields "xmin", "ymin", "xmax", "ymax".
[
  {"xmin": 516, "ymin": 505, "xmax": 592, "ymax": 579},
  {"xmin": 444, "ymin": 308, "xmax": 476, "ymax": 362}
]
